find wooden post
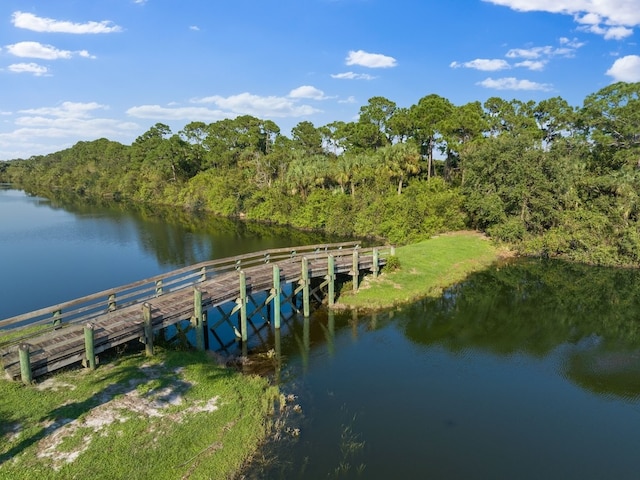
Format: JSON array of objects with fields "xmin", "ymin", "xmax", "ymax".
[
  {"xmin": 352, "ymin": 248, "xmax": 359, "ymax": 292},
  {"xmin": 52, "ymin": 309, "xmax": 61, "ymax": 328},
  {"xmin": 373, "ymin": 248, "xmax": 379, "ymax": 278},
  {"xmin": 239, "ymin": 271, "xmax": 248, "ymax": 343},
  {"xmin": 18, "ymin": 343, "xmax": 32, "ymax": 384},
  {"xmin": 302, "ymin": 257, "xmax": 310, "ymax": 318},
  {"xmin": 108, "ymin": 294, "xmax": 116, "ymax": 312},
  {"xmin": 83, "ymin": 323, "xmax": 96, "ymax": 370},
  {"xmin": 327, "ymin": 255, "xmax": 335, "ymax": 306},
  {"xmin": 194, "ymin": 288, "xmax": 205, "ymax": 351},
  {"xmin": 273, "ymin": 264, "xmax": 281, "ymax": 329},
  {"xmin": 142, "ymin": 302, "xmax": 154, "ymax": 356},
  {"xmin": 391, "ymin": 245, "xmax": 396, "ymax": 256}
]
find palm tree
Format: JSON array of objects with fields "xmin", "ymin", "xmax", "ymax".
[{"xmin": 378, "ymin": 143, "xmax": 421, "ymax": 194}]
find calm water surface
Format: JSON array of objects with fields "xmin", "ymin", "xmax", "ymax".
[
  {"xmin": 0, "ymin": 187, "xmax": 341, "ymax": 319},
  {"xmin": 4, "ymin": 187, "xmax": 640, "ymax": 479}
]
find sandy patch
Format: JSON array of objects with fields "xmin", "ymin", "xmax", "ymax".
[{"xmin": 33, "ymin": 365, "xmax": 219, "ymax": 470}]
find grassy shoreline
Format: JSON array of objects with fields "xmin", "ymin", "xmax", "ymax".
[
  {"xmin": 0, "ymin": 348, "xmax": 280, "ymax": 479},
  {"xmin": 336, "ymin": 231, "xmax": 509, "ymax": 311}
]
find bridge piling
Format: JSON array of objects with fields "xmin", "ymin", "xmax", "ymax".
[
  {"xmin": 194, "ymin": 288, "xmax": 205, "ymax": 351},
  {"xmin": 302, "ymin": 257, "xmax": 310, "ymax": 318},
  {"xmin": 143, "ymin": 302, "xmax": 154, "ymax": 356},
  {"xmin": 239, "ymin": 271, "xmax": 248, "ymax": 343},
  {"xmin": 83, "ymin": 323, "xmax": 96, "ymax": 370},
  {"xmin": 18, "ymin": 343, "xmax": 31, "ymax": 384},
  {"xmin": 272, "ymin": 264, "xmax": 281, "ymax": 329}
]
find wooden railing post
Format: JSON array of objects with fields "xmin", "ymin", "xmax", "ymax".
[
  {"xmin": 272, "ymin": 264, "xmax": 281, "ymax": 329},
  {"xmin": 302, "ymin": 257, "xmax": 310, "ymax": 317},
  {"xmin": 52, "ymin": 309, "xmax": 61, "ymax": 328},
  {"xmin": 18, "ymin": 343, "xmax": 32, "ymax": 384},
  {"xmin": 108, "ymin": 294, "xmax": 116, "ymax": 312},
  {"xmin": 194, "ymin": 288, "xmax": 205, "ymax": 351},
  {"xmin": 327, "ymin": 255, "xmax": 335, "ymax": 306},
  {"xmin": 239, "ymin": 271, "xmax": 248, "ymax": 342},
  {"xmin": 373, "ymin": 248, "xmax": 380, "ymax": 278},
  {"xmin": 83, "ymin": 323, "xmax": 96, "ymax": 370},
  {"xmin": 352, "ymin": 248, "xmax": 360, "ymax": 292},
  {"xmin": 142, "ymin": 302, "xmax": 154, "ymax": 356}
]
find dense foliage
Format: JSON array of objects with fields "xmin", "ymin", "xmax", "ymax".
[{"xmin": 2, "ymin": 83, "xmax": 640, "ymax": 265}]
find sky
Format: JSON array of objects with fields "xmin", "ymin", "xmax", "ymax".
[{"xmin": 0, "ymin": 0, "xmax": 639, "ymax": 160}]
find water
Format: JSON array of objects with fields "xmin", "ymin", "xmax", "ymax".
[
  {"xmin": 247, "ymin": 262, "xmax": 640, "ymax": 478},
  {"xmin": 4, "ymin": 187, "xmax": 640, "ymax": 479},
  {"xmin": 0, "ymin": 187, "xmax": 343, "ymax": 320}
]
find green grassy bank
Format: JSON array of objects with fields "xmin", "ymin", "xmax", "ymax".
[
  {"xmin": 0, "ymin": 349, "xmax": 279, "ymax": 480},
  {"xmin": 338, "ymin": 231, "xmax": 508, "ymax": 310}
]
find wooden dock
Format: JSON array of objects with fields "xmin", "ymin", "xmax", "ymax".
[{"xmin": 0, "ymin": 242, "xmax": 390, "ymax": 382}]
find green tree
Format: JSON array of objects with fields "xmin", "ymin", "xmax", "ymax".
[
  {"xmin": 378, "ymin": 142, "xmax": 421, "ymax": 194},
  {"xmin": 409, "ymin": 94, "xmax": 453, "ymax": 179}
]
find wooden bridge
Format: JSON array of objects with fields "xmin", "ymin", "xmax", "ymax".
[{"xmin": 0, "ymin": 242, "xmax": 390, "ymax": 383}]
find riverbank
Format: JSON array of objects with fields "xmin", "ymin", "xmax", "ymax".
[
  {"xmin": 0, "ymin": 348, "xmax": 280, "ymax": 479},
  {"xmin": 336, "ymin": 231, "xmax": 510, "ymax": 311}
]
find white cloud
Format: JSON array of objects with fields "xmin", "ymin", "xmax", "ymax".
[
  {"xmin": 189, "ymin": 25, "xmax": 200, "ymax": 31},
  {"xmin": 515, "ymin": 59, "xmax": 546, "ymax": 70},
  {"xmin": 0, "ymin": 101, "xmax": 139, "ymax": 159},
  {"xmin": 193, "ymin": 92, "xmax": 320, "ymax": 117},
  {"xmin": 345, "ymin": 50, "xmax": 397, "ymax": 68},
  {"xmin": 288, "ymin": 85, "xmax": 328, "ymax": 100},
  {"xmin": 477, "ymin": 76, "xmax": 553, "ymax": 91},
  {"xmin": 19, "ymin": 102, "xmax": 109, "ymax": 119},
  {"xmin": 5, "ymin": 41, "xmax": 93, "ymax": 60},
  {"xmin": 450, "ymin": 59, "xmax": 510, "ymax": 71},
  {"xmin": 11, "ymin": 11, "xmax": 122, "ymax": 34},
  {"xmin": 331, "ymin": 71, "xmax": 376, "ymax": 80},
  {"xmin": 602, "ymin": 26, "xmax": 633, "ymax": 40},
  {"xmin": 483, "ymin": 0, "xmax": 640, "ymax": 38},
  {"xmin": 8, "ymin": 63, "xmax": 49, "ymax": 76},
  {"xmin": 339, "ymin": 96, "xmax": 357, "ymax": 104},
  {"xmin": 126, "ymin": 105, "xmax": 228, "ymax": 122},
  {"xmin": 506, "ymin": 45, "xmax": 575, "ymax": 59},
  {"xmin": 606, "ymin": 55, "xmax": 640, "ymax": 82}
]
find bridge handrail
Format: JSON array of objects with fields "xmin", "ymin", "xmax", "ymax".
[{"xmin": 0, "ymin": 241, "xmax": 385, "ymax": 336}]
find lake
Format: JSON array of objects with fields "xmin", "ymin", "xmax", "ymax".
[{"xmin": 3, "ymin": 187, "xmax": 640, "ymax": 479}]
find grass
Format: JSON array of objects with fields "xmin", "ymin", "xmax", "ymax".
[
  {"xmin": 0, "ymin": 348, "xmax": 279, "ymax": 479},
  {"xmin": 338, "ymin": 231, "xmax": 508, "ymax": 310}
]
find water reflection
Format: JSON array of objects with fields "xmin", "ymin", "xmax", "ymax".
[
  {"xmin": 0, "ymin": 189, "xmax": 350, "ymax": 319},
  {"xmin": 247, "ymin": 258, "xmax": 640, "ymax": 479}
]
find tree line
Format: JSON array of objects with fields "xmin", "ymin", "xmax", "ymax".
[{"xmin": 2, "ymin": 82, "xmax": 640, "ymax": 266}]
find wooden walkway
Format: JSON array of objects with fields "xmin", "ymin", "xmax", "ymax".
[{"xmin": 0, "ymin": 242, "xmax": 390, "ymax": 382}]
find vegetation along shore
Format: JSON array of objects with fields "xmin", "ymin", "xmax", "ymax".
[{"xmin": 3, "ymin": 82, "xmax": 640, "ymax": 266}]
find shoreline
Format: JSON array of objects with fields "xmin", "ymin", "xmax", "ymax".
[{"xmin": 334, "ymin": 231, "xmax": 509, "ymax": 311}]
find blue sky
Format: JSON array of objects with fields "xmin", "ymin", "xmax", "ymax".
[{"xmin": 1, "ymin": 0, "xmax": 639, "ymax": 160}]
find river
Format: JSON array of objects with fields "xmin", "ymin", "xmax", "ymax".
[{"xmin": 3, "ymin": 187, "xmax": 640, "ymax": 479}]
